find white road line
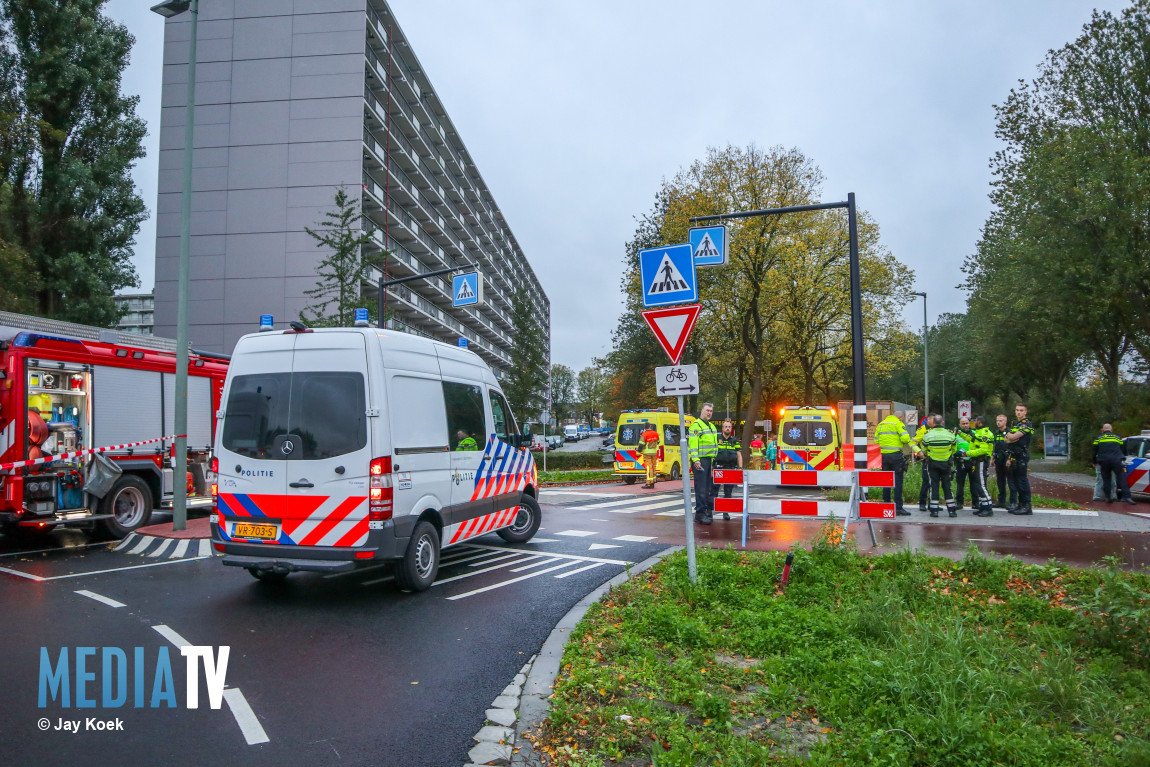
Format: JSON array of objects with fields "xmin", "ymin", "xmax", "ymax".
[
  {"xmin": 127, "ymin": 536, "xmax": 154, "ymax": 555},
  {"xmin": 432, "ymin": 555, "xmax": 541, "ymax": 585},
  {"xmin": 613, "ymin": 535, "xmax": 656, "ymax": 542},
  {"xmin": 198, "ymin": 539, "xmax": 213, "ymax": 557},
  {"xmin": 462, "ymin": 543, "xmax": 631, "ymax": 566},
  {"xmin": 223, "ymin": 688, "xmax": 271, "ymax": 745},
  {"xmin": 35, "ymin": 556, "xmax": 211, "ymax": 581},
  {"xmin": 466, "ymin": 551, "xmax": 525, "ymax": 568},
  {"xmin": 543, "ymin": 491, "xmax": 631, "ymax": 498},
  {"xmin": 588, "ymin": 543, "xmax": 622, "ymax": 551},
  {"xmin": 446, "ymin": 562, "xmax": 577, "ymax": 600},
  {"xmin": 968, "ymin": 538, "xmax": 996, "ymax": 542},
  {"xmin": 608, "ymin": 499, "xmax": 684, "ymax": 513},
  {"xmin": 441, "ymin": 549, "xmax": 506, "ymax": 567},
  {"xmin": 113, "ymin": 535, "xmax": 139, "ymax": 552},
  {"xmin": 554, "ymin": 530, "xmax": 596, "ymax": 537},
  {"xmin": 0, "ymin": 566, "xmax": 45, "ymax": 581},
  {"xmin": 75, "ymin": 589, "xmax": 126, "ymax": 608},
  {"xmin": 172, "ymin": 539, "xmax": 190, "ymax": 558},
  {"xmin": 554, "ymin": 562, "xmax": 605, "ymax": 579},
  {"xmin": 526, "ymin": 537, "xmax": 559, "ymax": 543},
  {"xmin": 146, "ymin": 538, "xmax": 176, "ymax": 558},
  {"xmin": 655, "ymin": 510, "xmax": 685, "ymax": 517},
  {"xmin": 509, "ymin": 557, "xmax": 563, "ymax": 573},
  {"xmin": 152, "ymin": 624, "xmax": 192, "ymax": 648},
  {"xmin": 1033, "ymin": 509, "xmax": 1098, "ymax": 517},
  {"xmin": 0, "ymin": 541, "xmax": 108, "ymax": 559}
]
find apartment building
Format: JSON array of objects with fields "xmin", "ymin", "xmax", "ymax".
[
  {"xmin": 153, "ymin": 0, "xmax": 549, "ymax": 379},
  {"xmin": 115, "ymin": 292, "xmax": 155, "ymax": 336}
]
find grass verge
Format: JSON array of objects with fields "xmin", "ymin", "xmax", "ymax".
[
  {"xmin": 540, "ymin": 469, "xmax": 615, "ymax": 485},
  {"xmin": 530, "ymin": 536, "xmax": 1150, "ymax": 766}
]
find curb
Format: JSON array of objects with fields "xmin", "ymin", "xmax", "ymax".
[{"xmin": 503, "ymin": 545, "xmax": 683, "ymax": 766}]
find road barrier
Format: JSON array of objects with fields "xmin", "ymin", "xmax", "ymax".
[
  {"xmin": 711, "ymin": 468, "xmax": 895, "ymax": 546},
  {"xmin": 0, "ymin": 435, "xmax": 184, "ymax": 472}
]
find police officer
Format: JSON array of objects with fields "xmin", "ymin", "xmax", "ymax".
[
  {"xmin": 970, "ymin": 416, "xmax": 996, "ymax": 516},
  {"xmin": 1092, "ymin": 423, "xmax": 1136, "ymax": 505},
  {"xmin": 455, "ymin": 429, "xmax": 478, "ymax": 451},
  {"xmin": 913, "ymin": 416, "xmax": 931, "ymax": 511},
  {"xmin": 921, "ymin": 414, "xmax": 958, "ymax": 517},
  {"xmin": 953, "ymin": 417, "xmax": 980, "ymax": 511},
  {"xmin": 713, "ymin": 419, "xmax": 742, "ymax": 519},
  {"xmin": 688, "ymin": 402, "xmax": 719, "ymax": 525},
  {"xmin": 875, "ymin": 410, "xmax": 918, "ymax": 516},
  {"xmin": 1005, "ymin": 404, "xmax": 1035, "ymax": 515},
  {"xmin": 991, "ymin": 414, "xmax": 1010, "ymax": 508}
]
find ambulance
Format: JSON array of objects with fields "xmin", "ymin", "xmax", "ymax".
[
  {"xmin": 211, "ymin": 313, "xmax": 540, "ymax": 592},
  {"xmin": 613, "ymin": 409, "xmax": 693, "ymax": 484},
  {"xmin": 776, "ymin": 406, "xmax": 842, "ymax": 471}
]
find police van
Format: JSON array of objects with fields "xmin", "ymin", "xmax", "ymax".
[{"xmin": 210, "ymin": 313, "xmax": 540, "ymax": 591}]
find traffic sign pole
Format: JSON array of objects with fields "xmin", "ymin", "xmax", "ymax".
[{"xmin": 678, "ymin": 395, "xmax": 696, "ymax": 583}]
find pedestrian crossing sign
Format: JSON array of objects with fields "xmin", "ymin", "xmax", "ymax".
[
  {"xmin": 639, "ymin": 243, "xmax": 697, "ymax": 308},
  {"xmin": 452, "ymin": 271, "xmax": 483, "ymax": 307},
  {"xmin": 689, "ymin": 225, "xmax": 727, "ymax": 267}
]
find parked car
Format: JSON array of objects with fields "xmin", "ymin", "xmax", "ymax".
[{"xmin": 546, "ymin": 434, "xmax": 563, "ymax": 450}]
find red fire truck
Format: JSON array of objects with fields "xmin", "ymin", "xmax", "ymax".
[{"xmin": 0, "ymin": 311, "xmax": 229, "ymax": 538}]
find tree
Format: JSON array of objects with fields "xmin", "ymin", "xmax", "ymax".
[
  {"xmin": 299, "ymin": 187, "xmax": 379, "ymax": 328},
  {"xmin": 575, "ymin": 366, "xmax": 608, "ymax": 425},
  {"xmin": 550, "ymin": 363, "xmax": 576, "ymax": 418},
  {"xmin": 503, "ymin": 293, "xmax": 548, "ymax": 420},
  {"xmin": 0, "ymin": 0, "xmax": 147, "ymax": 325},
  {"xmin": 0, "ymin": 236, "xmax": 38, "ymax": 313}
]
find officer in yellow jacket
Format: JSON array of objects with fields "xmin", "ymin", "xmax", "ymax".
[
  {"xmin": 921, "ymin": 414, "xmax": 958, "ymax": 517},
  {"xmin": 688, "ymin": 402, "xmax": 719, "ymax": 525},
  {"xmin": 875, "ymin": 410, "xmax": 920, "ymax": 516}
]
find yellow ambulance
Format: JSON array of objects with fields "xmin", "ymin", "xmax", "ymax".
[
  {"xmin": 613, "ymin": 409, "xmax": 694, "ymax": 484},
  {"xmin": 776, "ymin": 406, "xmax": 842, "ymax": 471}
]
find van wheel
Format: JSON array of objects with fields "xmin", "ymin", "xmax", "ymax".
[
  {"xmin": 670, "ymin": 463, "xmax": 681, "ymax": 481},
  {"xmin": 623, "ymin": 476, "xmax": 638, "ymax": 485},
  {"xmin": 497, "ymin": 495, "xmax": 542, "ymax": 544},
  {"xmin": 248, "ymin": 568, "xmax": 288, "ymax": 584},
  {"xmin": 98, "ymin": 475, "xmax": 154, "ymax": 539},
  {"xmin": 396, "ymin": 521, "xmax": 439, "ymax": 592}
]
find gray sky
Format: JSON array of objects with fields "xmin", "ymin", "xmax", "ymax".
[{"xmin": 107, "ymin": 0, "xmax": 1126, "ymax": 371}]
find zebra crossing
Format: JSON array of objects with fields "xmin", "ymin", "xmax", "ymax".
[{"xmin": 114, "ymin": 533, "xmax": 214, "ymax": 559}]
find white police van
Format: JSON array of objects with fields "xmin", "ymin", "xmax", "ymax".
[{"xmin": 210, "ymin": 312, "xmax": 540, "ymax": 591}]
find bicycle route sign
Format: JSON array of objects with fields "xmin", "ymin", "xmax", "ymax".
[{"xmin": 655, "ymin": 364, "xmax": 699, "ymax": 397}]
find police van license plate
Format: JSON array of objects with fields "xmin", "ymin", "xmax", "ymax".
[{"xmin": 233, "ymin": 522, "xmax": 278, "ymax": 540}]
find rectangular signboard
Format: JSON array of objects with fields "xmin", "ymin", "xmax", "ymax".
[{"xmin": 655, "ymin": 364, "xmax": 699, "ymax": 397}]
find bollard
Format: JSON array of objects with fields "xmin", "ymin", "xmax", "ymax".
[{"xmin": 780, "ymin": 551, "xmax": 794, "ymax": 589}]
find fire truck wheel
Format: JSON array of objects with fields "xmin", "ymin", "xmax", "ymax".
[
  {"xmin": 395, "ymin": 520, "xmax": 439, "ymax": 592},
  {"xmin": 497, "ymin": 495, "xmax": 542, "ymax": 544},
  {"xmin": 623, "ymin": 476, "xmax": 638, "ymax": 485},
  {"xmin": 98, "ymin": 475, "xmax": 154, "ymax": 539}
]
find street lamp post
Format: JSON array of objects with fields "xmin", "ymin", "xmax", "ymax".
[
  {"xmin": 910, "ymin": 292, "xmax": 927, "ymax": 415},
  {"xmin": 151, "ymin": 0, "xmax": 197, "ymax": 531},
  {"xmin": 940, "ymin": 374, "xmax": 947, "ymax": 423}
]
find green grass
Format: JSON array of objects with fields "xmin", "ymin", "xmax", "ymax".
[
  {"xmin": 531, "ymin": 540, "xmax": 1150, "ymax": 766},
  {"xmin": 539, "ymin": 468, "xmax": 615, "ymax": 484},
  {"xmin": 828, "ymin": 464, "xmax": 1083, "ymax": 509}
]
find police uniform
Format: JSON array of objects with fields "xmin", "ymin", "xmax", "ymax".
[
  {"xmin": 875, "ymin": 415, "xmax": 914, "ymax": 515},
  {"xmin": 1005, "ymin": 418, "xmax": 1034, "ymax": 515},
  {"xmin": 1092, "ymin": 429, "xmax": 1134, "ymax": 503},
  {"xmin": 921, "ymin": 425, "xmax": 958, "ymax": 517},
  {"xmin": 912, "ymin": 420, "xmax": 930, "ymax": 510},
  {"xmin": 972, "ymin": 424, "xmax": 996, "ymax": 508},
  {"xmin": 713, "ymin": 432, "xmax": 741, "ymax": 516},
  {"xmin": 688, "ymin": 417, "xmax": 719, "ymax": 524},
  {"xmin": 955, "ymin": 427, "xmax": 993, "ymax": 514},
  {"xmin": 991, "ymin": 427, "xmax": 1009, "ymax": 507}
]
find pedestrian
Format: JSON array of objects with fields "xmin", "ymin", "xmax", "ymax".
[
  {"xmin": 913, "ymin": 416, "xmax": 931, "ymax": 511},
  {"xmin": 749, "ymin": 433, "xmax": 765, "ymax": 471},
  {"xmin": 971, "ymin": 416, "xmax": 996, "ymax": 516},
  {"xmin": 455, "ymin": 429, "xmax": 478, "ymax": 451},
  {"xmin": 688, "ymin": 402, "xmax": 719, "ymax": 525},
  {"xmin": 1005, "ymin": 404, "xmax": 1035, "ymax": 515},
  {"xmin": 766, "ymin": 431, "xmax": 778, "ymax": 469},
  {"xmin": 1092, "ymin": 423, "xmax": 1136, "ymax": 505},
  {"xmin": 991, "ymin": 414, "xmax": 1010, "ymax": 507},
  {"xmin": 640, "ymin": 423, "xmax": 660, "ymax": 489},
  {"xmin": 714, "ymin": 419, "xmax": 742, "ymax": 519},
  {"xmin": 921, "ymin": 414, "xmax": 959, "ymax": 517},
  {"xmin": 875, "ymin": 409, "xmax": 918, "ymax": 516}
]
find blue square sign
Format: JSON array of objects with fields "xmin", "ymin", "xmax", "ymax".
[
  {"xmin": 639, "ymin": 244, "xmax": 697, "ymax": 308},
  {"xmin": 689, "ymin": 225, "xmax": 727, "ymax": 267},
  {"xmin": 452, "ymin": 272, "xmax": 483, "ymax": 307}
]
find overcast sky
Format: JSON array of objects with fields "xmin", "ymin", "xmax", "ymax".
[{"xmin": 106, "ymin": 0, "xmax": 1126, "ymax": 370}]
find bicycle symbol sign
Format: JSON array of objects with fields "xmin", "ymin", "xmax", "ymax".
[{"xmin": 654, "ymin": 364, "xmax": 699, "ymax": 398}]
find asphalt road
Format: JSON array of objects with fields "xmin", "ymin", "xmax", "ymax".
[{"xmin": 0, "ymin": 509, "xmax": 665, "ymax": 767}]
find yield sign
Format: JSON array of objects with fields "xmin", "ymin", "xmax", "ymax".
[{"xmin": 641, "ymin": 304, "xmax": 701, "ymax": 365}]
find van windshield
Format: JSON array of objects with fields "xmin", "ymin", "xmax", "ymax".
[
  {"xmin": 780, "ymin": 420, "xmax": 834, "ymax": 447},
  {"xmin": 616, "ymin": 422, "xmax": 651, "ymax": 447},
  {"xmin": 223, "ymin": 372, "xmax": 367, "ymax": 460}
]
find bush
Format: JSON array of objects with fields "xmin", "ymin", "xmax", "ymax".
[{"xmin": 537, "ymin": 451, "xmax": 606, "ymax": 470}]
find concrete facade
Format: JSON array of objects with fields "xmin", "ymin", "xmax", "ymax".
[{"xmin": 154, "ymin": 0, "xmax": 549, "ymax": 378}]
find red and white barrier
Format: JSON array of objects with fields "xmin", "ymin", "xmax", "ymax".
[
  {"xmin": 710, "ymin": 467, "xmax": 896, "ymax": 546},
  {"xmin": 0, "ymin": 435, "xmax": 184, "ymax": 472}
]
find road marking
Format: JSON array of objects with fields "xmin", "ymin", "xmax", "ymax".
[
  {"xmin": 433, "ymin": 554, "xmax": 544, "ymax": 585},
  {"xmin": 446, "ymin": 561, "xmax": 577, "ymax": 600},
  {"xmin": 172, "ymin": 539, "xmax": 190, "ymax": 558},
  {"xmin": 613, "ymin": 535, "xmax": 656, "ymax": 542},
  {"xmin": 152, "ymin": 624, "xmax": 192, "ymax": 648},
  {"xmin": 223, "ymin": 688, "xmax": 270, "ymax": 745},
  {"xmin": 75, "ymin": 589, "xmax": 126, "ymax": 608},
  {"xmin": 113, "ymin": 535, "xmax": 139, "ymax": 551},
  {"xmin": 527, "ymin": 537, "xmax": 559, "ymax": 543},
  {"xmin": 655, "ymin": 510, "xmax": 685, "ymax": 517},
  {"xmin": 127, "ymin": 536, "xmax": 154, "ymax": 555},
  {"xmin": 146, "ymin": 538, "xmax": 175, "ymax": 558},
  {"xmin": 0, "ymin": 555, "xmax": 211, "ymax": 582},
  {"xmin": 465, "ymin": 551, "xmax": 524, "ymax": 567},
  {"xmin": 554, "ymin": 530, "xmax": 596, "ymax": 537},
  {"xmin": 588, "ymin": 543, "xmax": 622, "ymax": 551},
  {"xmin": 968, "ymin": 538, "xmax": 996, "ymax": 542},
  {"xmin": 510, "ymin": 557, "xmax": 563, "ymax": 573},
  {"xmin": 0, "ymin": 541, "xmax": 109, "ymax": 558},
  {"xmin": 0, "ymin": 566, "xmax": 45, "ymax": 581},
  {"xmin": 543, "ymin": 491, "xmax": 630, "ymax": 498},
  {"xmin": 198, "ymin": 539, "xmax": 213, "ymax": 557},
  {"xmin": 463, "ymin": 543, "xmax": 632, "ymax": 566},
  {"xmin": 1033, "ymin": 509, "xmax": 1099, "ymax": 517},
  {"xmin": 554, "ymin": 562, "xmax": 605, "ymax": 579},
  {"xmin": 607, "ymin": 499, "xmax": 684, "ymax": 513}
]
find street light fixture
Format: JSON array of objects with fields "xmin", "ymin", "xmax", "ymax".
[
  {"xmin": 150, "ymin": 0, "xmax": 198, "ymax": 531},
  {"xmin": 909, "ymin": 291, "xmax": 927, "ymax": 416}
]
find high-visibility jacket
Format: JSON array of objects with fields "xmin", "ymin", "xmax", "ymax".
[
  {"xmin": 875, "ymin": 415, "xmax": 912, "ymax": 454},
  {"xmin": 640, "ymin": 428, "xmax": 660, "ymax": 455},
  {"xmin": 956, "ymin": 428, "xmax": 990, "ymax": 460},
  {"xmin": 973, "ymin": 426, "xmax": 995, "ymax": 459},
  {"xmin": 921, "ymin": 427, "xmax": 957, "ymax": 462},
  {"xmin": 688, "ymin": 418, "xmax": 719, "ymax": 463},
  {"xmin": 749, "ymin": 438, "xmax": 765, "ymax": 458},
  {"xmin": 911, "ymin": 423, "xmax": 928, "ymax": 453},
  {"xmin": 1092, "ymin": 431, "xmax": 1126, "ymax": 463},
  {"xmin": 456, "ymin": 436, "xmax": 478, "ymax": 451}
]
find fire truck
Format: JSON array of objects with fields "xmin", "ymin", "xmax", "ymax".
[{"xmin": 0, "ymin": 311, "xmax": 229, "ymax": 538}]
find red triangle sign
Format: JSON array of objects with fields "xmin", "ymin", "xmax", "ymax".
[{"xmin": 642, "ymin": 304, "xmax": 701, "ymax": 365}]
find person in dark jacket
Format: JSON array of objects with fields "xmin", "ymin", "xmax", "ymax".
[
  {"xmin": 713, "ymin": 419, "xmax": 742, "ymax": 519},
  {"xmin": 1092, "ymin": 424, "xmax": 1136, "ymax": 505}
]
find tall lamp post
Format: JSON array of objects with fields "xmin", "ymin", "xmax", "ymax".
[
  {"xmin": 910, "ymin": 291, "xmax": 927, "ymax": 416},
  {"xmin": 940, "ymin": 373, "xmax": 947, "ymax": 423},
  {"xmin": 151, "ymin": 0, "xmax": 198, "ymax": 531}
]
